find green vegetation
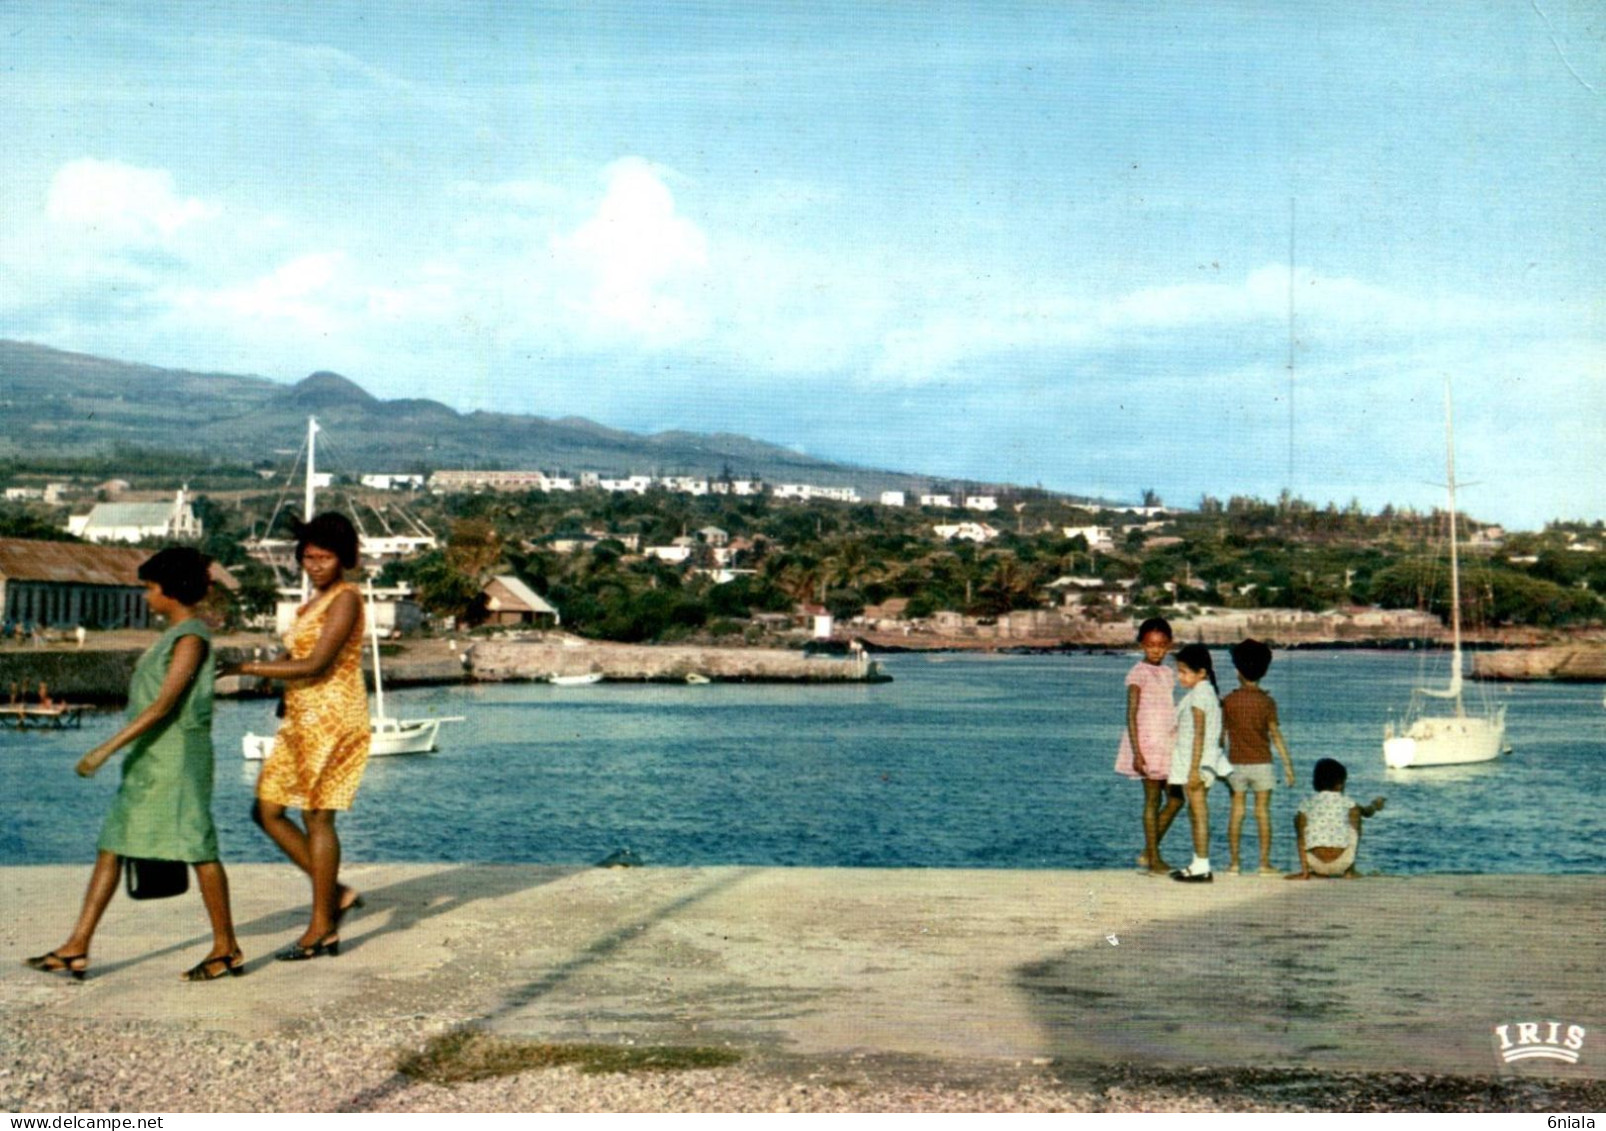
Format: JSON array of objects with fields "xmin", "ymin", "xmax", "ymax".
[
  {"xmin": 396, "ymin": 1029, "xmax": 742, "ymax": 1084},
  {"xmin": 4, "ymin": 468, "xmax": 1604, "ymax": 640}
]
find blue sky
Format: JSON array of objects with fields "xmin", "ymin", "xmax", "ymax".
[{"xmin": 1, "ymin": 1, "xmax": 1600, "ymax": 529}]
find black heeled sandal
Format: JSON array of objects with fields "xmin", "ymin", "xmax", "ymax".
[
  {"xmin": 25, "ymin": 950, "xmax": 88, "ymax": 981},
  {"xmin": 181, "ymin": 948, "xmax": 245, "ymax": 981},
  {"xmin": 274, "ymin": 932, "xmax": 340, "ymax": 961}
]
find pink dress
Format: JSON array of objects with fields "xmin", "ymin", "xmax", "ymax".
[{"xmin": 1114, "ymin": 660, "xmax": 1176, "ymax": 781}]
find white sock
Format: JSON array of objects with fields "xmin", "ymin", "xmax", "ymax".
[{"xmin": 1190, "ymin": 855, "xmax": 1211, "ymax": 875}]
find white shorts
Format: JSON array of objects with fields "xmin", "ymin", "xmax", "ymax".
[{"xmin": 1228, "ymin": 763, "xmax": 1276, "ymax": 793}]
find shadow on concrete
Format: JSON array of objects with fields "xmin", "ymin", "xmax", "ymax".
[
  {"xmin": 1012, "ymin": 877, "xmax": 1605, "ymax": 1109},
  {"xmin": 82, "ymin": 863, "xmax": 585, "ymax": 978}
]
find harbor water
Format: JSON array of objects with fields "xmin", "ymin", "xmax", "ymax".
[{"xmin": 5, "ymin": 651, "xmax": 1602, "ymax": 874}]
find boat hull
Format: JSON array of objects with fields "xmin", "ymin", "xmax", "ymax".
[
  {"xmin": 1383, "ymin": 708, "xmax": 1508, "ymax": 769},
  {"xmin": 243, "ymin": 717, "xmax": 454, "ymax": 759}
]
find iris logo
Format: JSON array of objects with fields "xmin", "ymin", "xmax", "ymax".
[{"xmin": 1494, "ymin": 1022, "xmax": 1587, "ymax": 1064}]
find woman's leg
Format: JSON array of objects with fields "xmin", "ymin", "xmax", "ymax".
[
  {"xmin": 302, "ymin": 808, "xmax": 341, "ymax": 943},
  {"xmin": 192, "ymin": 861, "xmax": 239, "ymax": 959},
  {"xmin": 253, "ymin": 799, "xmax": 311, "ymax": 871},
  {"xmin": 253, "ymin": 800, "xmax": 360, "ymax": 914},
  {"xmin": 57, "ymin": 850, "xmax": 121, "ymax": 958}
]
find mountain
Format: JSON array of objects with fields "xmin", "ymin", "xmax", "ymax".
[{"xmin": 0, "ymin": 340, "xmax": 968, "ymax": 493}]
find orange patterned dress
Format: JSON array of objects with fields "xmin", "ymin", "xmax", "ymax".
[{"xmin": 256, "ymin": 582, "xmax": 371, "ymax": 811}]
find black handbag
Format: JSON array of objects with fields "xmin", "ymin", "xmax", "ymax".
[{"xmin": 124, "ymin": 857, "xmax": 189, "ymax": 900}]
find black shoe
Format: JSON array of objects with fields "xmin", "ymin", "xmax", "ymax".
[
  {"xmin": 182, "ymin": 948, "xmax": 245, "ymax": 981},
  {"xmin": 1170, "ymin": 869, "xmax": 1213, "ymax": 883},
  {"xmin": 274, "ymin": 933, "xmax": 340, "ymax": 961},
  {"xmin": 25, "ymin": 950, "xmax": 88, "ymax": 981}
]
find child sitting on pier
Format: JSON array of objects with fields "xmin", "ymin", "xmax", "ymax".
[{"xmin": 1289, "ymin": 758, "xmax": 1385, "ymax": 879}]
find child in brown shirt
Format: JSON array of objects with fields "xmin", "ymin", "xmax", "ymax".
[{"xmin": 1222, "ymin": 639, "xmax": 1296, "ymax": 875}]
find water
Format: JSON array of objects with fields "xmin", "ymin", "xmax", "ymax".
[{"xmin": 4, "ymin": 651, "xmax": 1602, "ymax": 873}]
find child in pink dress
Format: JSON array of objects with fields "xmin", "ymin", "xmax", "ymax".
[{"xmin": 1114, "ymin": 617, "xmax": 1184, "ymax": 874}]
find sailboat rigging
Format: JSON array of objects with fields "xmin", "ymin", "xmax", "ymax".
[{"xmin": 1382, "ymin": 385, "xmax": 1508, "ymax": 769}]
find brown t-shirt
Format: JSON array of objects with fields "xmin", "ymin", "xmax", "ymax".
[{"xmin": 1222, "ymin": 686, "xmax": 1278, "ymax": 764}]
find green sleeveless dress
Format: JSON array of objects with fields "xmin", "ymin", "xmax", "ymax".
[{"xmin": 97, "ymin": 618, "xmax": 220, "ymax": 863}]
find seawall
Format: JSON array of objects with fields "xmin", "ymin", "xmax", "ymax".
[
  {"xmin": 1474, "ymin": 645, "xmax": 1606, "ymax": 682},
  {"xmin": 468, "ymin": 639, "xmax": 884, "ymax": 683}
]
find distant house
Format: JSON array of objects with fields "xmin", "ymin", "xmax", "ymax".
[
  {"xmin": 645, "ymin": 544, "xmax": 693, "ymax": 564},
  {"xmin": 470, "ymin": 575, "xmax": 560, "ymax": 628},
  {"xmin": 963, "ymin": 495, "xmax": 999, "ymax": 512},
  {"xmin": 697, "ymin": 526, "xmax": 730, "ymax": 547},
  {"xmin": 934, "ymin": 522, "xmax": 999, "ymax": 544},
  {"xmin": 879, "ymin": 491, "xmax": 906, "ymax": 507},
  {"xmin": 66, "ymin": 488, "xmax": 202, "ymax": 544},
  {"xmin": 1062, "ymin": 525, "xmax": 1115, "ymax": 551},
  {"xmin": 920, "ymin": 494, "xmax": 955, "ymax": 508},
  {"xmin": 359, "ymin": 474, "xmax": 426, "ymax": 491},
  {"xmin": 0, "ymin": 537, "xmax": 234, "ymax": 629}
]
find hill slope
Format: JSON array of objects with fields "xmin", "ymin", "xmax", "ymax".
[{"xmin": 0, "ymin": 340, "xmax": 966, "ymax": 492}]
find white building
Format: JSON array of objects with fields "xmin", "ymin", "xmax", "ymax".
[
  {"xmin": 645, "ymin": 545, "xmax": 693, "ymax": 564},
  {"xmin": 879, "ymin": 491, "xmax": 906, "ymax": 507},
  {"xmin": 920, "ymin": 494, "xmax": 955, "ymax": 508},
  {"xmin": 67, "ymin": 489, "xmax": 203, "ymax": 544},
  {"xmin": 964, "ymin": 495, "xmax": 999, "ymax": 512},
  {"xmin": 934, "ymin": 522, "xmax": 1000, "ymax": 544},
  {"xmin": 1063, "ymin": 525, "xmax": 1115, "ymax": 551},
  {"xmin": 360, "ymin": 474, "xmax": 426, "ymax": 491}
]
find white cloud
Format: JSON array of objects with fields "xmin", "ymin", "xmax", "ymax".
[
  {"xmin": 46, "ymin": 158, "xmax": 218, "ymax": 242},
  {"xmin": 550, "ymin": 158, "xmax": 710, "ymax": 344}
]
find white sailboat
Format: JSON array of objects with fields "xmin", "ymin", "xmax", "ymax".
[
  {"xmin": 243, "ymin": 417, "xmax": 463, "ymax": 759},
  {"xmin": 1382, "ymin": 387, "xmax": 1508, "ymax": 769}
]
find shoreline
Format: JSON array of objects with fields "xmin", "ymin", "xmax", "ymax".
[
  {"xmin": 3, "ymin": 865, "xmax": 1600, "ymax": 1112},
  {"xmin": 5, "ymin": 632, "xmax": 1601, "ymax": 704}
]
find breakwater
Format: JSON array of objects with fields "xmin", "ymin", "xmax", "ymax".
[
  {"xmin": 468, "ymin": 638, "xmax": 885, "ymax": 683},
  {"xmin": 1474, "ymin": 645, "xmax": 1606, "ymax": 682}
]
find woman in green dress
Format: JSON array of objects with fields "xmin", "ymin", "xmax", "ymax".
[{"xmin": 25, "ymin": 547, "xmax": 242, "ymax": 982}]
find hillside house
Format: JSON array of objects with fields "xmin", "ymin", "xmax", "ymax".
[
  {"xmin": 880, "ymin": 491, "xmax": 906, "ymax": 507},
  {"xmin": 963, "ymin": 495, "xmax": 999, "ymax": 512},
  {"xmin": 934, "ymin": 522, "xmax": 1000, "ymax": 544},
  {"xmin": 469, "ymin": 575, "xmax": 560, "ymax": 628}
]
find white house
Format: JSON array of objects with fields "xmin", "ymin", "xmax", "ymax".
[
  {"xmin": 360, "ymin": 474, "xmax": 426, "ymax": 491},
  {"xmin": 1063, "ymin": 525, "xmax": 1115, "ymax": 551},
  {"xmin": 920, "ymin": 494, "xmax": 955, "ymax": 508},
  {"xmin": 67, "ymin": 488, "xmax": 203, "ymax": 544},
  {"xmin": 879, "ymin": 491, "xmax": 906, "ymax": 507},
  {"xmin": 934, "ymin": 522, "xmax": 1000, "ymax": 544},
  {"xmin": 963, "ymin": 495, "xmax": 999, "ymax": 512},
  {"xmin": 645, "ymin": 545, "xmax": 693, "ymax": 564}
]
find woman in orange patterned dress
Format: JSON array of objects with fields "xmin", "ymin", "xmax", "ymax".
[{"xmin": 225, "ymin": 513, "xmax": 370, "ymax": 960}]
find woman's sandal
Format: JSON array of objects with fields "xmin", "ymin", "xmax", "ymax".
[
  {"xmin": 181, "ymin": 948, "xmax": 245, "ymax": 982},
  {"xmin": 24, "ymin": 950, "xmax": 88, "ymax": 981},
  {"xmin": 274, "ymin": 932, "xmax": 339, "ymax": 962}
]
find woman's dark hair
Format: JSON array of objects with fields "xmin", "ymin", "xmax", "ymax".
[
  {"xmin": 1229, "ymin": 638, "xmax": 1273, "ymax": 682},
  {"xmin": 1175, "ymin": 642, "xmax": 1218, "ymax": 694},
  {"xmin": 138, "ymin": 546, "xmax": 212, "ymax": 605},
  {"xmin": 1136, "ymin": 616, "xmax": 1173, "ymax": 641},
  {"xmin": 1312, "ymin": 757, "xmax": 1348, "ymax": 792},
  {"xmin": 294, "ymin": 512, "xmax": 360, "ymax": 570}
]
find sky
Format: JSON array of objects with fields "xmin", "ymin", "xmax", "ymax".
[{"xmin": 1, "ymin": 1, "xmax": 1601, "ymax": 530}]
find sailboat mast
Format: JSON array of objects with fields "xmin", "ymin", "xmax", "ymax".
[
  {"xmin": 301, "ymin": 416, "xmax": 319, "ymax": 603},
  {"xmin": 1443, "ymin": 384, "xmax": 1465, "ymax": 709}
]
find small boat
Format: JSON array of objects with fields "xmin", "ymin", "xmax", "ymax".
[
  {"xmin": 0, "ymin": 703, "xmax": 86, "ymax": 730},
  {"xmin": 1383, "ymin": 385, "xmax": 1508, "ymax": 769},
  {"xmin": 550, "ymin": 672, "xmax": 604, "ymax": 686},
  {"xmin": 685, "ymin": 673, "xmax": 712, "ymax": 685}
]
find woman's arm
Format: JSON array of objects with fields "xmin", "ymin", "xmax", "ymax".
[
  {"xmin": 77, "ymin": 634, "xmax": 207, "ymax": 777},
  {"xmin": 1126, "ymin": 685, "xmax": 1146, "ymax": 774},
  {"xmin": 228, "ymin": 589, "xmax": 362, "ymax": 682}
]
